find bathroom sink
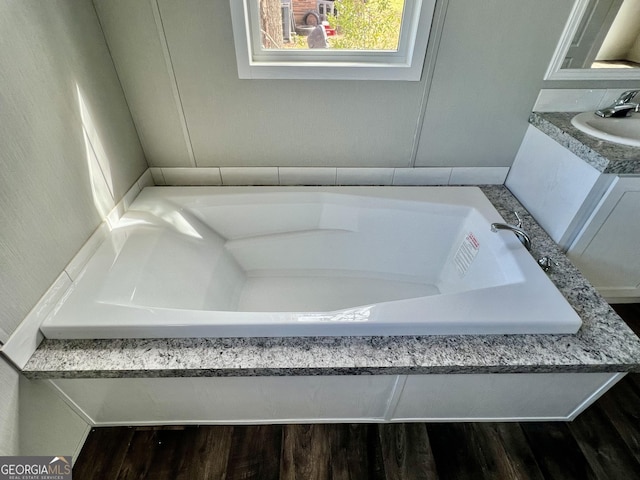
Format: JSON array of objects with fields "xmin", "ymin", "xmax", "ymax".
[{"xmin": 571, "ymin": 111, "xmax": 640, "ymax": 147}]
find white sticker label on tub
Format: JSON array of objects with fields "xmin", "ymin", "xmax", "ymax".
[{"xmin": 454, "ymin": 232, "xmax": 480, "ymax": 277}]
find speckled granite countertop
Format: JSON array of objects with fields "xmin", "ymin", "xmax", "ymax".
[
  {"xmin": 530, "ymin": 112, "xmax": 640, "ymax": 174},
  {"xmin": 22, "ymin": 186, "xmax": 640, "ymax": 379}
]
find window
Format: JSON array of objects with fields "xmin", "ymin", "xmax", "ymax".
[{"xmin": 229, "ymin": 0, "xmax": 437, "ymax": 80}]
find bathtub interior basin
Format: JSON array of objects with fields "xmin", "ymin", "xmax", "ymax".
[
  {"xmin": 40, "ymin": 186, "xmax": 582, "ymax": 338},
  {"xmin": 571, "ymin": 111, "xmax": 640, "ymax": 147}
]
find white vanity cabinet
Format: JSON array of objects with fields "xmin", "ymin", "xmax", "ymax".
[
  {"xmin": 567, "ymin": 175, "xmax": 640, "ymax": 302},
  {"xmin": 507, "ymin": 124, "xmax": 640, "ymax": 302}
]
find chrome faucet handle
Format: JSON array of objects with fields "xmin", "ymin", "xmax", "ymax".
[
  {"xmin": 596, "ymin": 102, "xmax": 639, "ymax": 118},
  {"xmin": 512, "ymin": 211, "xmax": 523, "ymax": 228},
  {"xmin": 614, "ymin": 90, "xmax": 639, "ymax": 105},
  {"xmin": 596, "ymin": 91, "xmax": 640, "ymax": 117}
]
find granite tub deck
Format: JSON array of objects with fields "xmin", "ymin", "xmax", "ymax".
[
  {"xmin": 530, "ymin": 112, "xmax": 640, "ymax": 174},
  {"xmin": 22, "ymin": 186, "xmax": 640, "ymax": 380}
]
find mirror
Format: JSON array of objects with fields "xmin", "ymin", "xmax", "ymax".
[{"xmin": 545, "ymin": 0, "xmax": 640, "ymax": 80}]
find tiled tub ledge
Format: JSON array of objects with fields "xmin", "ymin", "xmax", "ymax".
[
  {"xmin": 530, "ymin": 112, "xmax": 640, "ymax": 174},
  {"xmin": 22, "ymin": 186, "xmax": 640, "ymax": 380}
]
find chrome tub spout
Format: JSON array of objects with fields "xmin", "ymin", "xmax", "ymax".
[{"xmin": 491, "ymin": 222, "xmax": 532, "ymax": 251}]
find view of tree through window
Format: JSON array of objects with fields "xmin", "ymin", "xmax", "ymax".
[{"xmin": 259, "ymin": 0, "xmax": 405, "ymax": 51}]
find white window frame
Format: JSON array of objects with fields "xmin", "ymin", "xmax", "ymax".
[{"xmin": 229, "ymin": 0, "xmax": 436, "ymax": 81}]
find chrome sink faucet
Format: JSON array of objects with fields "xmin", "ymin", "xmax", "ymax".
[
  {"xmin": 491, "ymin": 212, "xmax": 532, "ymax": 251},
  {"xmin": 595, "ymin": 90, "xmax": 640, "ymax": 118}
]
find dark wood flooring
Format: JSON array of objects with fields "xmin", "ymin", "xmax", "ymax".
[{"xmin": 74, "ymin": 304, "xmax": 640, "ymax": 479}]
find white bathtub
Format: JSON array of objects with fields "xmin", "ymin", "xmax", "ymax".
[{"xmin": 41, "ymin": 186, "xmax": 582, "ymax": 338}]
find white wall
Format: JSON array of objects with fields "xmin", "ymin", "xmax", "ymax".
[
  {"xmin": 595, "ymin": 0, "xmax": 640, "ymax": 63},
  {"xmin": 631, "ymin": 34, "xmax": 640, "ymax": 63},
  {"xmin": 0, "ymin": 358, "xmax": 19, "ymax": 455},
  {"xmin": 94, "ymin": 0, "xmax": 574, "ymax": 169},
  {"xmin": 0, "ymin": 0, "xmax": 147, "ymax": 339},
  {"xmin": 0, "ymin": 0, "xmax": 146, "ymax": 456},
  {"xmin": 416, "ymin": 0, "xmax": 574, "ymax": 167}
]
